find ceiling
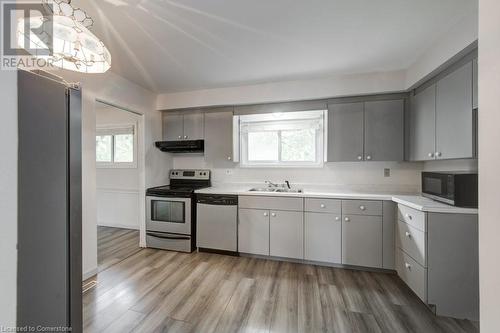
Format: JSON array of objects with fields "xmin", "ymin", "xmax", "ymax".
[{"xmin": 75, "ymin": 0, "xmax": 477, "ymax": 93}]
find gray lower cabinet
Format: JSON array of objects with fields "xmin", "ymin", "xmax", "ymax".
[
  {"xmin": 204, "ymin": 109, "xmax": 234, "ymax": 166},
  {"xmin": 435, "ymin": 61, "xmax": 474, "ymax": 159},
  {"xmin": 304, "ymin": 212, "xmax": 342, "ymax": 263},
  {"xmin": 342, "ymin": 214, "xmax": 383, "ymax": 268},
  {"xmin": 395, "ymin": 203, "xmax": 479, "ymax": 321},
  {"xmin": 410, "ymin": 84, "xmax": 436, "ymax": 161},
  {"xmin": 327, "ymin": 102, "xmax": 364, "ymax": 162},
  {"xmin": 364, "ymin": 100, "xmax": 404, "ymax": 161},
  {"xmin": 270, "ymin": 210, "xmax": 303, "ymax": 259},
  {"xmin": 163, "ymin": 114, "xmax": 184, "ymax": 141},
  {"xmin": 238, "ymin": 208, "xmax": 269, "ymax": 256}
]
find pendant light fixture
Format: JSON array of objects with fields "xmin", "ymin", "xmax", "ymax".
[{"xmin": 17, "ymin": 0, "xmax": 111, "ymax": 73}]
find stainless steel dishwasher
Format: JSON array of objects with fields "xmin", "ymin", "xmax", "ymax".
[{"xmin": 196, "ymin": 194, "xmax": 238, "ymax": 253}]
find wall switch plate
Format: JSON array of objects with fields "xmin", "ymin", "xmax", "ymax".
[
  {"xmin": 384, "ymin": 168, "xmax": 391, "ymax": 177},
  {"xmin": 225, "ymin": 169, "xmax": 233, "ymax": 175}
]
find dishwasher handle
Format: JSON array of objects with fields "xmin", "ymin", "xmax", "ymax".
[{"xmin": 197, "ymin": 194, "xmax": 238, "ymax": 205}]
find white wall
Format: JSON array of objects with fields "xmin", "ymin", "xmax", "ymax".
[
  {"xmin": 173, "ymin": 155, "xmax": 422, "ymax": 193},
  {"xmin": 424, "ymin": 159, "xmax": 478, "ymax": 172},
  {"xmin": 96, "ymin": 104, "xmax": 142, "ymax": 230},
  {"xmin": 478, "ymin": 0, "xmax": 500, "ymax": 331},
  {"xmin": 55, "ymin": 69, "xmax": 172, "ymax": 279},
  {"xmin": 0, "ymin": 69, "xmax": 18, "ymax": 327}
]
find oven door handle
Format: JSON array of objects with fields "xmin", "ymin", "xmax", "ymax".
[{"xmin": 147, "ymin": 232, "xmax": 190, "ymax": 240}]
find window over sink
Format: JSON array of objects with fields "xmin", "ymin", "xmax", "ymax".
[{"xmin": 238, "ymin": 110, "xmax": 326, "ymax": 167}]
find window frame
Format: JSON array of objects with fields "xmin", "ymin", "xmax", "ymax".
[
  {"xmin": 239, "ymin": 110, "xmax": 327, "ymax": 168},
  {"xmin": 96, "ymin": 123, "xmax": 137, "ymax": 169}
]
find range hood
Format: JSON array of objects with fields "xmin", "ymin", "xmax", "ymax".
[{"xmin": 155, "ymin": 140, "xmax": 204, "ymax": 153}]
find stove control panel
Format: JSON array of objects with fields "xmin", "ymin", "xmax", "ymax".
[{"xmin": 170, "ymin": 169, "xmax": 210, "ymax": 180}]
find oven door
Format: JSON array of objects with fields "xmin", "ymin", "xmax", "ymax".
[
  {"xmin": 146, "ymin": 196, "xmax": 191, "ymax": 235},
  {"xmin": 421, "ymin": 173, "xmax": 455, "ymax": 204}
]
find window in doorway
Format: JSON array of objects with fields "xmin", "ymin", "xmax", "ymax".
[{"xmin": 96, "ymin": 124, "xmax": 137, "ymax": 168}]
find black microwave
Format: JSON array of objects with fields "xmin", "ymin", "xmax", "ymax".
[{"xmin": 421, "ymin": 172, "xmax": 478, "ymax": 208}]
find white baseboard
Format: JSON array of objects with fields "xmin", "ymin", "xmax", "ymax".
[
  {"xmin": 97, "ymin": 221, "xmax": 140, "ymax": 230},
  {"xmin": 83, "ymin": 267, "xmax": 98, "ymax": 281}
]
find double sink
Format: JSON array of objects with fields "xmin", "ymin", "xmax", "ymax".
[{"xmin": 248, "ymin": 187, "xmax": 303, "ymax": 193}]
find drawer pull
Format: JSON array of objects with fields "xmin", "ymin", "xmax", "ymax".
[
  {"xmin": 320, "ymin": 204, "xmax": 326, "ymax": 208},
  {"xmin": 405, "ymin": 213, "xmax": 412, "ymax": 220},
  {"xmin": 405, "ymin": 262, "xmax": 411, "ymax": 270},
  {"xmin": 271, "ymin": 213, "xmax": 276, "ymax": 217},
  {"xmin": 335, "ymin": 216, "xmax": 340, "ymax": 221},
  {"xmin": 359, "ymin": 205, "xmax": 366, "ymax": 211},
  {"xmin": 263, "ymin": 212, "xmax": 269, "ymax": 217},
  {"xmin": 344, "ymin": 217, "xmax": 350, "ymax": 222},
  {"xmin": 405, "ymin": 231, "xmax": 411, "ymax": 238}
]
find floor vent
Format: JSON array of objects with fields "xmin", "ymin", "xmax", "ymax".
[{"xmin": 82, "ymin": 280, "xmax": 97, "ymax": 293}]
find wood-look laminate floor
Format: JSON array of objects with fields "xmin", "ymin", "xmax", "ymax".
[{"xmin": 85, "ymin": 227, "xmax": 479, "ymax": 333}]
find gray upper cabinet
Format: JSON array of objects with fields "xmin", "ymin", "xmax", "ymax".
[
  {"xmin": 410, "ymin": 84, "xmax": 436, "ymax": 161},
  {"xmin": 204, "ymin": 109, "xmax": 234, "ymax": 166},
  {"xmin": 327, "ymin": 102, "xmax": 364, "ymax": 162},
  {"xmin": 435, "ymin": 61, "xmax": 473, "ymax": 160},
  {"xmin": 364, "ymin": 100, "xmax": 404, "ymax": 161},
  {"xmin": 162, "ymin": 112, "xmax": 204, "ymax": 141},
  {"xmin": 183, "ymin": 113, "xmax": 204, "ymax": 140},
  {"xmin": 163, "ymin": 114, "xmax": 184, "ymax": 141},
  {"xmin": 473, "ymin": 58, "xmax": 478, "ymax": 110}
]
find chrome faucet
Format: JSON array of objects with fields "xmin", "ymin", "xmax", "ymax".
[
  {"xmin": 265, "ymin": 180, "xmax": 292, "ymax": 189},
  {"xmin": 265, "ymin": 180, "xmax": 279, "ymax": 188}
]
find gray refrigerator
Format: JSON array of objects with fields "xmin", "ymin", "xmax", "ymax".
[{"xmin": 17, "ymin": 70, "xmax": 82, "ymax": 332}]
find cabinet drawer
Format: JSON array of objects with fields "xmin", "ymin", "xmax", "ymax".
[
  {"xmin": 238, "ymin": 196, "xmax": 303, "ymax": 211},
  {"xmin": 398, "ymin": 204, "xmax": 426, "ymax": 232},
  {"xmin": 396, "ymin": 220, "xmax": 427, "ymax": 266},
  {"xmin": 342, "ymin": 200, "xmax": 382, "ymax": 216},
  {"xmin": 396, "ymin": 248, "xmax": 427, "ymax": 302},
  {"xmin": 305, "ymin": 198, "xmax": 341, "ymax": 214}
]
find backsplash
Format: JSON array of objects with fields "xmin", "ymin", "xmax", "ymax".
[
  {"xmin": 423, "ymin": 159, "xmax": 478, "ymax": 172},
  {"xmin": 172, "ymin": 155, "xmax": 424, "ymax": 192}
]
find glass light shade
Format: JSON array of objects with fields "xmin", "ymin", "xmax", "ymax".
[{"xmin": 17, "ymin": 15, "xmax": 111, "ymax": 73}]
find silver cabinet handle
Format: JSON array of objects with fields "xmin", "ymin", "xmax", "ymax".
[
  {"xmin": 428, "ymin": 152, "xmax": 434, "ymax": 158},
  {"xmin": 357, "ymin": 155, "xmax": 363, "ymax": 160},
  {"xmin": 335, "ymin": 216, "xmax": 340, "ymax": 221},
  {"xmin": 263, "ymin": 212, "xmax": 269, "ymax": 217},
  {"xmin": 359, "ymin": 205, "xmax": 366, "ymax": 211},
  {"xmin": 320, "ymin": 203, "xmax": 326, "ymax": 208},
  {"xmin": 178, "ymin": 135, "xmax": 182, "ymax": 139},
  {"xmin": 435, "ymin": 152, "xmax": 442, "ymax": 157},
  {"xmin": 405, "ymin": 262, "xmax": 411, "ymax": 270},
  {"xmin": 184, "ymin": 135, "xmax": 188, "ymax": 139},
  {"xmin": 405, "ymin": 231, "xmax": 411, "ymax": 238},
  {"xmin": 405, "ymin": 213, "xmax": 412, "ymax": 220},
  {"xmin": 271, "ymin": 212, "xmax": 276, "ymax": 217},
  {"xmin": 344, "ymin": 217, "xmax": 350, "ymax": 222},
  {"xmin": 366, "ymin": 155, "xmax": 372, "ymax": 160},
  {"xmin": 227, "ymin": 156, "xmax": 232, "ymax": 160}
]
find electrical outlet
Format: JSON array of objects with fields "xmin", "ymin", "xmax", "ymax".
[
  {"xmin": 384, "ymin": 168, "xmax": 391, "ymax": 177},
  {"xmin": 225, "ymin": 169, "xmax": 233, "ymax": 175}
]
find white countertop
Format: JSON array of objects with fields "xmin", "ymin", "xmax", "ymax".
[{"xmin": 196, "ymin": 184, "xmax": 478, "ymax": 214}]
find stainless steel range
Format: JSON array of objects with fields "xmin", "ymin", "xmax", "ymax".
[{"xmin": 146, "ymin": 169, "xmax": 210, "ymax": 252}]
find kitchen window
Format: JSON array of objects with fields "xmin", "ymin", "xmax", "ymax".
[
  {"xmin": 239, "ymin": 110, "xmax": 326, "ymax": 167},
  {"xmin": 96, "ymin": 124, "xmax": 137, "ymax": 168}
]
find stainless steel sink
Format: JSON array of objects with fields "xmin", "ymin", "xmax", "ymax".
[{"xmin": 248, "ymin": 187, "xmax": 303, "ymax": 193}]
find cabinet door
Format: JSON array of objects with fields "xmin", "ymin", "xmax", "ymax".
[
  {"xmin": 238, "ymin": 209, "xmax": 269, "ymax": 255},
  {"xmin": 304, "ymin": 212, "xmax": 341, "ymax": 263},
  {"xmin": 162, "ymin": 114, "xmax": 184, "ymax": 141},
  {"xmin": 342, "ymin": 215, "xmax": 382, "ymax": 268},
  {"xmin": 183, "ymin": 113, "xmax": 204, "ymax": 140},
  {"xmin": 270, "ymin": 210, "xmax": 303, "ymax": 259},
  {"xmin": 410, "ymin": 84, "xmax": 436, "ymax": 161},
  {"xmin": 473, "ymin": 58, "xmax": 478, "ymax": 110},
  {"xmin": 327, "ymin": 102, "xmax": 364, "ymax": 162},
  {"xmin": 364, "ymin": 100, "xmax": 404, "ymax": 161},
  {"xmin": 204, "ymin": 109, "xmax": 234, "ymax": 166},
  {"xmin": 436, "ymin": 61, "xmax": 474, "ymax": 159}
]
